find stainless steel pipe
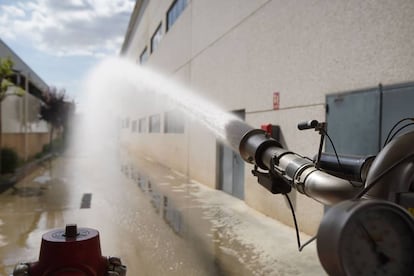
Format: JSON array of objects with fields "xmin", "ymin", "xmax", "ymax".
[{"xmin": 237, "ymin": 127, "xmax": 363, "ymax": 205}]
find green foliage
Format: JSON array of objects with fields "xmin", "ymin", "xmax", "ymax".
[
  {"xmin": 40, "ymin": 87, "xmax": 75, "ymax": 154},
  {"xmin": 0, "ymin": 57, "xmax": 25, "ymax": 101},
  {"xmin": 0, "ymin": 57, "xmax": 13, "ymax": 77},
  {"xmin": 40, "ymin": 87, "xmax": 73, "ymax": 129},
  {"xmin": 41, "ymin": 137, "xmax": 65, "ymax": 153},
  {"xmin": 1, "ymin": 147, "xmax": 18, "ymax": 174},
  {"xmin": 42, "ymin": 143, "xmax": 51, "ymax": 153},
  {"xmin": 1, "ymin": 79, "xmax": 13, "ymax": 92},
  {"xmin": 34, "ymin": 151, "xmax": 44, "ymax": 159}
]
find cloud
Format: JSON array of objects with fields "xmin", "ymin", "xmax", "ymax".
[{"xmin": 0, "ymin": 0, "xmax": 134, "ymax": 57}]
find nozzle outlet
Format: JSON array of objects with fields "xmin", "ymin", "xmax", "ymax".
[{"xmin": 239, "ymin": 129, "xmax": 282, "ymax": 170}]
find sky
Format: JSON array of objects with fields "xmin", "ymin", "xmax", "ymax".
[{"xmin": 0, "ymin": 0, "xmax": 135, "ymax": 102}]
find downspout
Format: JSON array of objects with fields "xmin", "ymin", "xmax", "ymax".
[{"xmin": 24, "ymin": 72, "xmax": 29, "ymax": 161}]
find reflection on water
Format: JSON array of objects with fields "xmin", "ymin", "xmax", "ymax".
[
  {"xmin": 123, "ymin": 164, "xmax": 184, "ymax": 236},
  {"xmin": 119, "ymin": 156, "xmax": 324, "ymax": 276},
  {"xmin": 0, "ymin": 161, "xmax": 69, "ymax": 275},
  {"xmin": 163, "ymin": 196, "xmax": 183, "ymax": 235},
  {"xmin": 10, "ymin": 186, "xmax": 44, "ymax": 197}
]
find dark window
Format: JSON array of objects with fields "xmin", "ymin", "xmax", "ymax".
[
  {"xmin": 125, "ymin": 117, "xmax": 130, "ymax": 129},
  {"xmin": 139, "ymin": 47, "xmax": 148, "ymax": 64},
  {"xmin": 139, "ymin": 118, "xmax": 147, "ymax": 133},
  {"xmin": 131, "ymin": 120, "xmax": 137, "ymax": 132},
  {"xmin": 151, "ymin": 24, "xmax": 163, "ymax": 53},
  {"xmin": 164, "ymin": 110, "xmax": 184, "ymax": 133},
  {"xmin": 149, "ymin": 114, "xmax": 161, "ymax": 133},
  {"xmin": 167, "ymin": 0, "xmax": 187, "ymax": 31}
]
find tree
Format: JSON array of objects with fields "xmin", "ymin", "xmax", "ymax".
[
  {"xmin": 0, "ymin": 57, "xmax": 25, "ymax": 174},
  {"xmin": 39, "ymin": 87, "xmax": 74, "ymax": 152}
]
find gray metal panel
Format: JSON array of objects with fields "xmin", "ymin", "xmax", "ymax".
[
  {"xmin": 220, "ymin": 145, "xmax": 233, "ymax": 195},
  {"xmin": 232, "ymin": 151, "xmax": 245, "ymax": 199},
  {"xmin": 326, "ymin": 89, "xmax": 380, "ymax": 156},
  {"xmin": 218, "ymin": 144, "xmax": 245, "ymax": 200},
  {"xmin": 218, "ymin": 110, "xmax": 245, "ymax": 200},
  {"xmin": 381, "ymin": 83, "xmax": 414, "ymax": 147}
]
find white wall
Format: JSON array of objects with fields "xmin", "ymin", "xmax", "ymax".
[{"xmin": 2, "ymin": 89, "xmax": 48, "ymax": 133}]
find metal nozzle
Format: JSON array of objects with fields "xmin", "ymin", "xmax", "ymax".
[
  {"xmin": 238, "ymin": 128, "xmax": 363, "ymax": 204},
  {"xmin": 239, "ymin": 129, "xmax": 282, "ymax": 169}
]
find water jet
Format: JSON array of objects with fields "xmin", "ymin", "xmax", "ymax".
[{"xmin": 69, "ymin": 58, "xmax": 414, "ymax": 275}]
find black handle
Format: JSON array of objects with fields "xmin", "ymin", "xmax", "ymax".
[{"xmin": 297, "ymin": 120, "xmax": 319, "ymax": 130}]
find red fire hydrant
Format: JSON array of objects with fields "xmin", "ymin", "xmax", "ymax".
[{"xmin": 13, "ymin": 224, "xmax": 126, "ymax": 276}]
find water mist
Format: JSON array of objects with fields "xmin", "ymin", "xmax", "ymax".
[{"xmin": 71, "ymin": 57, "xmax": 253, "ymax": 158}]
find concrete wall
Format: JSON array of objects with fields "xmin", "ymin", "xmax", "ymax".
[
  {"xmin": 122, "ymin": 0, "xmax": 414, "ymax": 234},
  {"xmin": 2, "ymin": 91, "xmax": 48, "ymax": 134},
  {"xmin": 3, "ymin": 133, "xmax": 49, "ymax": 159},
  {"xmin": 1, "ymin": 87, "xmax": 49, "ymax": 161}
]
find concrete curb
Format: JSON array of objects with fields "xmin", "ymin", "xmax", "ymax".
[{"xmin": 0, "ymin": 153, "xmax": 55, "ymax": 193}]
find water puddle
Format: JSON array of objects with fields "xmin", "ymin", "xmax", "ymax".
[
  {"xmin": 121, "ymin": 154, "xmax": 324, "ymax": 275},
  {"xmin": 33, "ymin": 172, "xmax": 52, "ymax": 184},
  {"xmin": 11, "ymin": 187, "xmax": 44, "ymax": 197}
]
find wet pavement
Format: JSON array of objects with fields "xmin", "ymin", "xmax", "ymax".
[{"xmin": 0, "ymin": 151, "xmax": 326, "ymax": 275}]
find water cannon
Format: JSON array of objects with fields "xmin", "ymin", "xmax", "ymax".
[
  {"xmin": 227, "ymin": 119, "xmax": 414, "ymax": 275},
  {"xmin": 233, "ymin": 118, "xmax": 414, "ymax": 205},
  {"xmin": 13, "ymin": 224, "xmax": 126, "ymax": 276},
  {"xmin": 235, "ymin": 121, "xmax": 361, "ymax": 204}
]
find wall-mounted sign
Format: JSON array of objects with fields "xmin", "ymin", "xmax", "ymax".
[{"xmin": 273, "ymin": 92, "xmax": 280, "ymax": 110}]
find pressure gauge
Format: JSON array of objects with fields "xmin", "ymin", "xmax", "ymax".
[{"xmin": 317, "ymin": 199, "xmax": 414, "ymax": 276}]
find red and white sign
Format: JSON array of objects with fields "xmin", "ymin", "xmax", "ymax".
[{"xmin": 273, "ymin": 92, "xmax": 280, "ymax": 110}]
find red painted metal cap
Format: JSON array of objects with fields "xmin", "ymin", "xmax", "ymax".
[{"xmin": 29, "ymin": 224, "xmax": 108, "ymax": 276}]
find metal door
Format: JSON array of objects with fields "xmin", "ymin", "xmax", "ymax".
[
  {"xmin": 326, "ymin": 89, "xmax": 381, "ymax": 156},
  {"xmin": 218, "ymin": 110, "xmax": 245, "ymax": 200},
  {"xmin": 326, "ymin": 83, "xmax": 414, "ymax": 156},
  {"xmin": 381, "ymin": 83, "xmax": 414, "ymax": 146}
]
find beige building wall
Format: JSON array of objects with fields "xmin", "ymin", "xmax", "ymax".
[
  {"xmin": 3, "ymin": 133, "xmax": 49, "ymax": 159},
  {"xmin": 122, "ymin": 0, "xmax": 414, "ymax": 234},
  {"xmin": 1, "ymin": 92, "xmax": 50, "ymax": 160},
  {"xmin": 2, "ymin": 90, "xmax": 49, "ymax": 134}
]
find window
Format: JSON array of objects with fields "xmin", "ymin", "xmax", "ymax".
[
  {"xmin": 139, "ymin": 47, "xmax": 148, "ymax": 64},
  {"xmin": 151, "ymin": 24, "xmax": 163, "ymax": 53},
  {"xmin": 149, "ymin": 114, "xmax": 161, "ymax": 133},
  {"xmin": 164, "ymin": 110, "xmax": 184, "ymax": 133},
  {"xmin": 125, "ymin": 117, "xmax": 130, "ymax": 129},
  {"xmin": 139, "ymin": 117, "xmax": 147, "ymax": 133},
  {"xmin": 167, "ymin": 0, "xmax": 187, "ymax": 31},
  {"xmin": 131, "ymin": 120, "xmax": 137, "ymax": 132}
]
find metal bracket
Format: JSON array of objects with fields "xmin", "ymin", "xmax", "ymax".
[
  {"xmin": 252, "ymin": 166, "xmax": 291, "ymax": 195},
  {"xmin": 107, "ymin": 257, "xmax": 127, "ymax": 276}
]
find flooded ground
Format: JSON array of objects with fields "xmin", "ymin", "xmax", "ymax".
[{"xmin": 0, "ymin": 152, "xmax": 325, "ymax": 275}]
